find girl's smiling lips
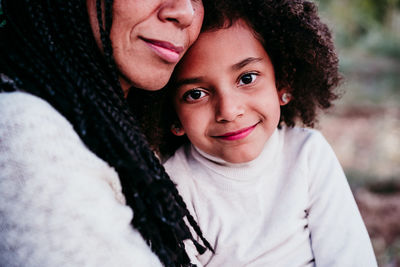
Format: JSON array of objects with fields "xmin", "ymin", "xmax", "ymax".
[
  {"xmin": 214, "ymin": 123, "xmax": 258, "ymax": 141},
  {"xmin": 141, "ymin": 37, "xmax": 184, "ymax": 63}
]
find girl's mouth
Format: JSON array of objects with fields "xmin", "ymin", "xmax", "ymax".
[
  {"xmin": 142, "ymin": 38, "xmax": 184, "ymax": 63},
  {"xmin": 215, "ymin": 124, "xmax": 258, "ymax": 141}
]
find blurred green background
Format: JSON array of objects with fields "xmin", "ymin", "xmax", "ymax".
[{"xmin": 314, "ymin": 0, "xmax": 400, "ymax": 265}]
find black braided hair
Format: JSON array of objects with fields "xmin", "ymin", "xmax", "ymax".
[{"xmin": 0, "ymin": 0, "xmax": 213, "ymax": 266}]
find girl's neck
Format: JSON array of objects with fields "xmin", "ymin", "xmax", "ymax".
[{"xmin": 190, "ymin": 128, "xmax": 281, "ymax": 181}]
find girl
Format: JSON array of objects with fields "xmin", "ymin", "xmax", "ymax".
[
  {"xmin": 0, "ymin": 0, "xmax": 215, "ymax": 266},
  {"xmin": 144, "ymin": 0, "xmax": 378, "ymax": 266}
]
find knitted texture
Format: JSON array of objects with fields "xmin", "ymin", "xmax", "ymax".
[
  {"xmin": 0, "ymin": 92, "xmax": 162, "ymax": 267},
  {"xmin": 165, "ymin": 127, "xmax": 377, "ymax": 267}
]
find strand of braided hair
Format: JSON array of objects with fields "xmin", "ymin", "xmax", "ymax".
[{"xmin": 0, "ymin": 0, "xmax": 212, "ymax": 266}]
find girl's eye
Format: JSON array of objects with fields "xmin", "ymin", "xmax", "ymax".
[
  {"xmin": 238, "ymin": 73, "xmax": 257, "ymax": 85},
  {"xmin": 183, "ymin": 89, "xmax": 207, "ymax": 102}
]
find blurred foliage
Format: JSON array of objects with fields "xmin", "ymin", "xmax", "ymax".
[
  {"xmin": 315, "ymin": 2, "xmax": 400, "ymax": 266},
  {"xmin": 313, "ymin": 0, "xmax": 400, "ymax": 106},
  {"xmin": 315, "ymin": 0, "xmax": 400, "ymax": 57},
  {"xmin": 317, "ymin": 0, "xmax": 400, "ymax": 23}
]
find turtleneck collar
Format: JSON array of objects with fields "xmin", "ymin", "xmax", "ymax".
[{"xmin": 189, "ymin": 128, "xmax": 281, "ymax": 182}]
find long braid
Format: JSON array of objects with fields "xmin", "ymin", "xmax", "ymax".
[
  {"xmin": 96, "ymin": 0, "xmax": 121, "ymax": 93},
  {"xmin": 90, "ymin": 1, "xmax": 214, "ymax": 258},
  {"xmin": 0, "ymin": 0, "xmax": 212, "ymax": 266}
]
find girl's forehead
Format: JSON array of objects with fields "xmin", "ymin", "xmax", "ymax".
[{"xmin": 174, "ymin": 20, "xmax": 269, "ymax": 77}]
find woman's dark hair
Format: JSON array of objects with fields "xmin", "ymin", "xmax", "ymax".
[
  {"xmin": 139, "ymin": 0, "xmax": 342, "ymax": 158},
  {"xmin": 0, "ymin": 0, "xmax": 214, "ymax": 266}
]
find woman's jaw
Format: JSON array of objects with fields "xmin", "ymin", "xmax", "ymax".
[{"xmin": 86, "ymin": 0, "xmax": 204, "ymax": 96}]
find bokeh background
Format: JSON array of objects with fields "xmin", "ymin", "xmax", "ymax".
[{"xmin": 314, "ymin": 0, "xmax": 400, "ymax": 265}]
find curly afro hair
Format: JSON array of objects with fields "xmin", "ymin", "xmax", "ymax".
[{"xmin": 131, "ymin": 0, "xmax": 342, "ymax": 158}]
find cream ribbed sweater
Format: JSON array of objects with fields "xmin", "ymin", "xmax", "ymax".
[
  {"xmin": 165, "ymin": 127, "xmax": 377, "ymax": 267},
  {"xmin": 0, "ymin": 92, "xmax": 162, "ymax": 267}
]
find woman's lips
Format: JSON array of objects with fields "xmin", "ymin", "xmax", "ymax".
[
  {"xmin": 142, "ymin": 38, "xmax": 184, "ymax": 63},
  {"xmin": 215, "ymin": 124, "xmax": 257, "ymax": 141}
]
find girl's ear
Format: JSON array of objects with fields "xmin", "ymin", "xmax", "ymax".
[
  {"xmin": 278, "ymin": 90, "xmax": 292, "ymax": 106},
  {"xmin": 171, "ymin": 123, "xmax": 185, "ymax": 136}
]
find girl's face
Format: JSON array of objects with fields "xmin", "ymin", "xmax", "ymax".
[
  {"xmin": 172, "ymin": 20, "xmax": 288, "ymax": 163},
  {"xmin": 87, "ymin": 0, "xmax": 204, "ymax": 94}
]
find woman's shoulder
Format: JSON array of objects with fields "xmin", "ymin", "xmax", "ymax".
[
  {"xmin": 0, "ymin": 91, "xmax": 74, "ymax": 136},
  {"xmin": 0, "ymin": 91, "xmax": 83, "ymax": 168},
  {"xmin": 0, "ymin": 90, "xmax": 56, "ymax": 110},
  {"xmin": 0, "ymin": 91, "xmax": 124, "ymax": 203},
  {"xmin": 0, "ymin": 91, "xmax": 162, "ymax": 267}
]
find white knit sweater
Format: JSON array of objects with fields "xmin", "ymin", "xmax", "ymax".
[
  {"xmin": 0, "ymin": 92, "xmax": 162, "ymax": 267},
  {"xmin": 164, "ymin": 127, "xmax": 377, "ymax": 267}
]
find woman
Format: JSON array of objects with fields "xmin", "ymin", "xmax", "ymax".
[{"xmin": 0, "ymin": 0, "xmax": 214, "ymax": 266}]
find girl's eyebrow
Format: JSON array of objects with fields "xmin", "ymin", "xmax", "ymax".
[
  {"xmin": 231, "ymin": 57, "xmax": 263, "ymax": 71},
  {"xmin": 174, "ymin": 57, "xmax": 263, "ymax": 87}
]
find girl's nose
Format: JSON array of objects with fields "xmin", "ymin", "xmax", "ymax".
[
  {"xmin": 215, "ymin": 92, "xmax": 245, "ymax": 122},
  {"xmin": 158, "ymin": 0, "xmax": 196, "ymax": 28}
]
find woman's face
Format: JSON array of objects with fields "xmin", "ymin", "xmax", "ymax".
[{"xmin": 87, "ymin": 0, "xmax": 204, "ymax": 94}]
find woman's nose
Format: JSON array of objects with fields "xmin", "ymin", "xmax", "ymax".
[
  {"xmin": 215, "ymin": 93, "xmax": 245, "ymax": 123},
  {"xmin": 158, "ymin": 0, "xmax": 195, "ymax": 28}
]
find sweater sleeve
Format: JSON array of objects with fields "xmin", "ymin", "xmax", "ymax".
[
  {"xmin": 0, "ymin": 92, "xmax": 162, "ymax": 267},
  {"xmin": 305, "ymin": 131, "xmax": 377, "ymax": 267}
]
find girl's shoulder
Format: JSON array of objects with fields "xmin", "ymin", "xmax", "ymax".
[
  {"xmin": 279, "ymin": 126, "xmax": 329, "ymax": 150},
  {"xmin": 278, "ymin": 126, "xmax": 338, "ymax": 172},
  {"xmin": 163, "ymin": 143, "xmax": 192, "ymax": 177}
]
